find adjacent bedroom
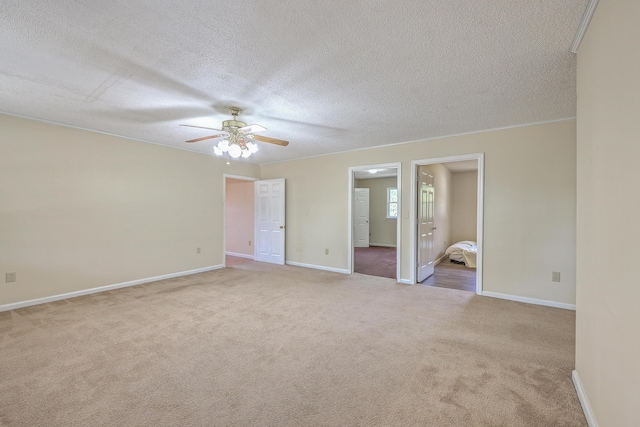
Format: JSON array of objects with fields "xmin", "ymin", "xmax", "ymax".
[
  {"xmin": 353, "ymin": 167, "xmax": 399, "ymax": 280},
  {"xmin": 419, "ymin": 160, "xmax": 478, "ymax": 292}
]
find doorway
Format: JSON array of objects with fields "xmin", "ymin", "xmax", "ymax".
[
  {"xmin": 223, "ymin": 175, "xmax": 257, "ymax": 267},
  {"xmin": 348, "ymin": 163, "xmax": 402, "ymax": 281},
  {"xmin": 410, "ymin": 154, "xmax": 484, "ymax": 293}
]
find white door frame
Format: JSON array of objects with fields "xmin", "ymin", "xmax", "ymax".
[
  {"xmin": 348, "ymin": 162, "xmax": 402, "ymax": 281},
  {"xmin": 223, "ymin": 174, "xmax": 258, "ymax": 268},
  {"xmin": 409, "ymin": 154, "xmax": 484, "ymax": 294}
]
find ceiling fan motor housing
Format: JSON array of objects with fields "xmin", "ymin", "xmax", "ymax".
[{"xmin": 221, "ymin": 119, "xmax": 247, "ymax": 129}]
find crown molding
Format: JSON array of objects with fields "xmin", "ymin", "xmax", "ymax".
[{"xmin": 570, "ymin": 0, "xmax": 600, "ymax": 53}]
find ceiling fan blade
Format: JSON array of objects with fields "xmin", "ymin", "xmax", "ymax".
[
  {"xmin": 180, "ymin": 124, "xmax": 224, "ymax": 131},
  {"xmin": 239, "ymin": 123, "xmax": 267, "ymax": 133},
  {"xmin": 185, "ymin": 134, "xmax": 226, "ymax": 143},
  {"xmin": 252, "ymin": 135, "xmax": 289, "ymax": 146}
]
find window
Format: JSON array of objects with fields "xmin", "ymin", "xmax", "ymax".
[{"xmin": 387, "ymin": 187, "xmax": 398, "ymax": 218}]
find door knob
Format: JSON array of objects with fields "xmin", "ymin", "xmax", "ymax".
[
  {"xmin": 280, "ymin": 226, "xmax": 284, "ymax": 229},
  {"xmin": 432, "ymin": 227, "xmax": 437, "ymax": 230}
]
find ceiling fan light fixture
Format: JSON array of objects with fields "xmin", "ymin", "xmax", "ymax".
[
  {"xmin": 182, "ymin": 107, "xmax": 288, "ymax": 162},
  {"xmin": 247, "ymin": 142, "xmax": 258, "ymax": 154}
]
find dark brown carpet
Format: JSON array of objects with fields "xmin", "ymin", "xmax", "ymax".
[{"xmin": 354, "ymin": 246, "xmax": 397, "ymax": 279}]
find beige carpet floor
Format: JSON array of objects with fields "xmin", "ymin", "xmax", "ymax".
[{"xmin": 0, "ymin": 261, "xmax": 586, "ymax": 426}]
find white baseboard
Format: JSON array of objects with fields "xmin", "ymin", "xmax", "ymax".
[
  {"xmin": 434, "ymin": 254, "xmax": 447, "ymax": 266},
  {"xmin": 225, "ymin": 251, "xmax": 254, "ymax": 259},
  {"xmin": 369, "ymin": 243, "xmax": 397, "ymax": 248},
  {"xmin": 398, "ymin": 279, "xmax": 413, "ymax": 285},
  {"xmin": 285, "ymin": 261, "xmax": 349, "ymax": 274},
  {"xmin": 481, "ymin": 291, "xmax": 576, "ymax": 310},
  {"xmin": 572, "ymin": 370, "xmax": 598, "ymax": 427},
  {"xmin": 0, "ymin": 265, "xmax": 224, "ymax": 313}
]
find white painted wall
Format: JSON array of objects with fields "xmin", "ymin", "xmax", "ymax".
[
  {"xmin": 225, "ymin": 178, "xmax": 255, "ymax": 257},
  {"xmin": 0, "ymin": 114, "xmax": 260, "ymax": 306},
  {"xmin": 575, "ymin": 0, "xmax": 640, "ymax": 425},
  {"xmin": 261, "ymin": 120, "xmax": 576, "ymax": 305},
  {"xmin": 451, "ymin": 171, "xmax": 477, "ymax": 243}
]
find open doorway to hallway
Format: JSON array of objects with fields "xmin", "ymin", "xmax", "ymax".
[{"xmin": 224, "ymin": 175, "xmax": 256, "ymax": 268}]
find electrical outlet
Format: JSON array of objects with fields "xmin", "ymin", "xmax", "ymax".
[
  {"xmin": 196, "ymin": 247, "xmax": 201, "ymax": 254},
  {"xmin": 6, "ymin": 272, "xmax": 16, "ymax": 283},
  {"xmin": 552, "ymin": 272, "xmax": 561, "ymax": 282},
  {"xmin": 325, "ymin": 248, "xmax": 329, "ymax": 255}
]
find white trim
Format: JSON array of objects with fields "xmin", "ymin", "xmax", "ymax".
[
  {"xmin": 572, "ymin": 370, "xmax": 599, "ymax": 427},
  {"xmin": 348, "ymin": 163, "xmax": 402, "ymax": 282},
  {"xmin": 0, "ymin": 110, "xmax": 230, "ymax": 160},
  {"xmin": 570, "ymin": 0, "xmax": 600, "ymax": 53},
  {"xmin": 369, "ymin": 243, "xmax": 397, "ymax": 248},
  {"xmin": 410, "ymin": 153, "xmax": 484, "ymax": 297},
  {"xmin": 259, "ymin": 118, "xmax": 575, "ymax": 166},
  {"xmin": 225, "ymin": 251, "xmax": 254, "ymax": 259},
  {"xmin": 481, "ymin": 291, "xmax": 576, "ymax": 310},
  {"xmin": 434, "ymin": 254, "xmax": 447, "ymax": 266},
  {"xmin": 398, "ymin": 279, "xmax": 413, "ymax": 285},
  {"xmin": 1, "ymin": 111, "xmax": 575, "ymax": 168},
  {"xmin": 286, "ymin": 261, "xmax": 349, "ymax": 274},
  {"xmin": 0, "ymin": 265, "xmax": 224, "ymax": 313},
  {"xmin": 224, "ymin": 174, "xmax": 259, "ymax": 182}
]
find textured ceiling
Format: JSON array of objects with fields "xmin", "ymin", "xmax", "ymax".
[{"xmin": 0, "ymin": 0, "xmax": 587, "ymax": 164}]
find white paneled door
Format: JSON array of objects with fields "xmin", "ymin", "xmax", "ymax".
[
  {"xmin": 417, "ymin": 167, "xmax": 435, "ymax": 282},
  {"xmin": 354, "ymin": 188, "xmax": 370, "ymax": 248},
  {"xmin": 255, "ymin": 179, "xmax": 286, "ymax": 265}
]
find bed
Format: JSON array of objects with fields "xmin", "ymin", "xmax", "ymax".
[{"xmin": 445, "ymin": 241, "xmax": 477, "ymax": 268}]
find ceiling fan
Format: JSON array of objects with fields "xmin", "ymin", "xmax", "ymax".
[{"xmin": 180, "ymin": 107, "xmax": 289, "ymax": 159}]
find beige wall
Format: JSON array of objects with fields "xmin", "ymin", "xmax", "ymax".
[
  {"xmin": 262, "ymin": 120, "xmax": 576, "ymax": 304},
  {"xmin": 225, "ymin": 178, "xmax": 255, "ymax": 256},
  {"xmin": 354, "ymin": 177, "xmax": 397, "ymax": 246},
  {"xmin": 575, "ymin": 0, "xmax": 640, "ymax": 425},
  {"xmin": 0, "ymin": 116, "xmax": 578, "ymax": 308},
  {"xmin": 451, "ymin": 171, "xmax": 478, "ymax": 243},
  {"xmin": 0, "ymin": 114, "xmax": 260, "ymax": 306}
]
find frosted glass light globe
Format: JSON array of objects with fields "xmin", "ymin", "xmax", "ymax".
[{"xmin": 228, "ymin": 144, "xmax": 242, "ymax": 158}]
